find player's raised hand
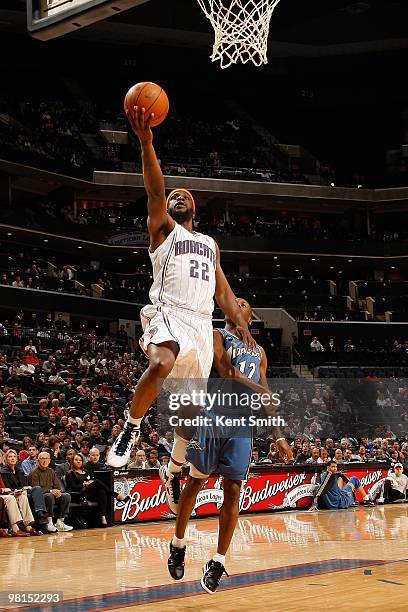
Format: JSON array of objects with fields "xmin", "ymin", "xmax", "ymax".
[
  {"xmin": 126, "ymin": 106, "xmax": 153, "ymax": 145},
  {"xmin": 276, "ymin": 438, "xmax": 293, "ymax": 464},
  {"xmin": 235, "ymin": 326, "xmax": 256, "ymax": 351}
]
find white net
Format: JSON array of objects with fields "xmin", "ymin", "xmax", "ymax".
[{"xmin": 197, "ymin": 0, "xmax": 282, "ymax": 69}]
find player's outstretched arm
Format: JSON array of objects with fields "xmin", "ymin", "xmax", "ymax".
[
  {"xmin": 126, "ymin": 106, "xmax": 174, "ymax": 248},
  {"xmin": 214, "ymin": 246, "xmax": 255, "ymax": 349}
]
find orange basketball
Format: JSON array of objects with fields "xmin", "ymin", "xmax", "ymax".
[{"xmin": 124, "ymin": 82, "xmax": 169, "ymax": 127}]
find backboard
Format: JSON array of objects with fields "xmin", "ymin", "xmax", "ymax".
[{"xmin": 27, "ymin": 0, "xmax": 151, "ymax": 40}]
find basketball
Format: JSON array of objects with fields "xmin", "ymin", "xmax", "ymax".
[{"xmin": 124, "ymin": 81, "xmax": 169, "ymax": 127}]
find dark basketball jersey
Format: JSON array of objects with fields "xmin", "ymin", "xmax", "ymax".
[{"xmin": 217, "ymin": 328, "xmax": 262, "ymax": 384}]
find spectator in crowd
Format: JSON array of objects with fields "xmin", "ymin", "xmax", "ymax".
[
  {"xmin": 127, "ymin": 448, "xmax": 146, "ymax": 469},
  {"xmin": 55, "ymin": 448, "xmax": 76, "ymax": 479},
  {"xmin": 55, "ymin": 314, "xmax": 68, "ymax": 330},
  {"xmin": 21, "ymin": 445, "xmax": 39, "ymax": 476},
  {"xmin": 306, "ymin": 447, "xmax": 323, "ymax": 464},
  {"xmin": 24, "ymin": 339, "xmax": 37, "ymax": 354},
  {"xmin": 80, "ymin": 441, "xmax": 91, "ymax": 463},
  {"xmin": 344, "ymin": 339, "xmax": 356, "ymax": 352},
  {"xmin": 65, "ymin": 453, "xmax": 127, "ymax": 527},
  {"xmin": 143, "ymin": 448, "xmax": 160, "ymax": 469},
  {"xmin": 310, "ymin": 337, "xmax": 324, "ymax": 352},
  {"xmin": 295, "ymin": 441, "xmax": 311, "ymax": 463},
  {"xmin": 159, "ymin": 431, "xmax": 174, "ymax": 455},
  {"xmin": 377, "ymin": 463, "xmax": 408, "ymax": 504},
  {"xmin": 84, "ymin": 447, "xmax": 106, "ymax": 478},
  {"xmin": 1, "ymin": 449, "xmax": 50, "ymax": 530},
  {"xmin": 28, "ymin": 451, "xmax": 73, "ymax": 532},
  {"xmin": 0, "ymin": 472, "xmax": 42, "ymax": 536}
]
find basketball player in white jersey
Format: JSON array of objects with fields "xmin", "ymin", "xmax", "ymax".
[{"xmin": 107, "ymin": 105, "xmax": 254, "ymax": 470}]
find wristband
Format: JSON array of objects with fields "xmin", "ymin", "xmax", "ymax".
[{"xmin": 276, "ymin": 438, "xmax": 285, "ymax": 443}]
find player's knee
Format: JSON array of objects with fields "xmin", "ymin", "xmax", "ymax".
[
  {"xmin": 349, "ymin": 476, "xmax": 361, "ymax": 488},
  {"xmin": 148, "ymin": 353, "xmax": 175, "ymax": 378},
  {"xmin": 223, "ymin": 480, "xmax": 241, "ymax": 504}
]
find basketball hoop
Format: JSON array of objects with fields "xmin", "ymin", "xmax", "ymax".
[{"xmin": 196, "ymin": 0, "xmax": 282, "ymax": 69}]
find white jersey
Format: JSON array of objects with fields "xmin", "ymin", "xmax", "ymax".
[{"xmin": 149, "ymin": 223, "xmax": 217, "ymax": 317}]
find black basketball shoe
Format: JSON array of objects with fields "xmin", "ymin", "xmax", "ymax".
[
  {"xmin": 167, "ymin": 542, "xmax": 186, "ymax": 580},
  {"xmin": 200, "ymin": 559, "xmax": 229, "ymax": 594}
]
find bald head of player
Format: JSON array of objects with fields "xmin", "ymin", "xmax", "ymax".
[
  {"xmin": 166, "ymin": 189, "xmax": 195, "ymax": 224},
  {"xmin": 225, "ymin": 298, "xmax": 252, "ymax": 328}
]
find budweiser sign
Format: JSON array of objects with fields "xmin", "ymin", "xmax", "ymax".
[{"xmin": 113, "ymin": 466, "xmax": 390, "ymax": 524}]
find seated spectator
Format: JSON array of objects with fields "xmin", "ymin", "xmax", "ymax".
[
  {"xmin": 84, "ymin": 447, "xmax": 106, "ymax": 477},
  {"xmin": 18, "ymin": 436, "xmax": 34, "ymax": 462},
  {"xmin": 377, "ymin": 463, "xmax": 408, "ymax": 504},
  {"xmin": 143, "ymin": 448, "xmax": 160, "ymax": 469},
  {"xmin": 295, "ymin": 442, "xmax": 311, "ymax": 464},
  {"xmin": 65, "ymin": 453, "xmax": 127, "ymax": 527},
  {"xmin": 306, "ymin": 447, "xmax": 323, "ymax": 464},
  {"xmin": 21, "ymin": 445, "xmax": 39, "ymax": 476},
  {"xmin": 35, "ymin": 432, "xmax": 46, "ymax": 449},
  {"xmin": 320, "ymin": 448, "xmax": 329, "ymax": 463},
  {"xmin": 159, "ymin": 431, "xmax": 174, "ymax": 455},
  {"xmin": 28, "ymin": 451, "xmax": 73, "ymax": 532},
  {"xmin": 80, "ymin": 441, "xmax": 91, "ymax": 463},
  {"xmin": 24, "ymin": 339, "xmax": 37, "ymax": 354},
  {"xmin": 55, "ymin": 448, "xmax": 76, "ymax": 479},
  {"xmin": 48, "ymin": 368, "xmax": 67, "ymax": 385},
  {"xmin": 50, "ymin": 399, "xmax": 65, "ymax": 418},
  {"xmin": 42, "ymin": 355, "xmax": 56, "ymax": 374},
  {"xmin": 48, "ymin": 436, "xmax": 64, "ymax": 463},
  {"xmin": 1, "ymin": 449, "xmax": 50, "ymax": 530},
  {"xmin": 127, "ymin": 448, "xmax": 146, "ymax": 469},
  {"xmin": 85, "ymin": 403, "xmax": 104, "ymax": 423},
  {"xmin": 310, "ymin": 460, "xmax": 374, "ymax": 510},
  {"xmin": 310, "ymin": 337, "xmax": 324, "ymax": 352},
  {"xmin": 77, "ymin": 378, "xmax": 91, "ymax": 396},
  {"xmin": 250, "ymin": 448, "xmax": 260, "ymax": 464},
  {"xmin": 148, "ymin": 431, "xmax": 168, "ymax": 456},
  {"xmin": 107, "ymin": 424, "xmax": 122, "ymax": 447},
  {"xmin": 0, "ymin": 473, "xmax": 42, "ymax": 536},
  {"xmin": 100, "ymin": 419, "xmax": 112, "ymax": 442}
]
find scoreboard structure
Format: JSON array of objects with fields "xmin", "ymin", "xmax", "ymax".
[{"xmin": 27, "ymin": 0, "xmax": 150, "ymax": 40}]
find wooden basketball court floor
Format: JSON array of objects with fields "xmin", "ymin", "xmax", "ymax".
[{"xmin": 0, "ymin": 505, "xmax": 407, "ymax": 611}]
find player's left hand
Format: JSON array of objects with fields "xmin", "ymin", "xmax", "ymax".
[
  {"xmin": 235, "ymin": 326, "xmax": 256, "ymax": 351},
  {"xmin": 276, "ymin": 438, "xmax": 293, "ymax": 464}
]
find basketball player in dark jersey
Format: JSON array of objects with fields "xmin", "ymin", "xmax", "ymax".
[{"xmin": 167, "ymin": 298, "xmax": 293, "ymax": 593}]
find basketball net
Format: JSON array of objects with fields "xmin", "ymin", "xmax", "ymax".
[{"xmin": 196, "ymin": 0, "xmax": 282, "ymax": 69}]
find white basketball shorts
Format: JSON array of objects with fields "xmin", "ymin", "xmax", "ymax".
[{"xmin": 140, "ymin": 304, "xmax": 214, "ymax": 405}]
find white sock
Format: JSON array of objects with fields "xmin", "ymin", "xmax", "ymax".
[
  {"xmin": 167, "ymin": 433, "xmax": 188, "ymax": 474},
  {"xmin": 168, "ymin": 459, "xmax": 183, "ymax": 474},
  {"xmin": 363, "ymin": 495, "xmax": 369, "ymax": 501},
  {"xmin": 127, "ymin": 416, "xmax": 142, "ymax": 427},
  {"xmin": 213, "ymin": 553, "xmax": 225, "ymax": 565},
  {"xmin": 172, "ymin": 535, "xmax": 186, "ymax": 548}
]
